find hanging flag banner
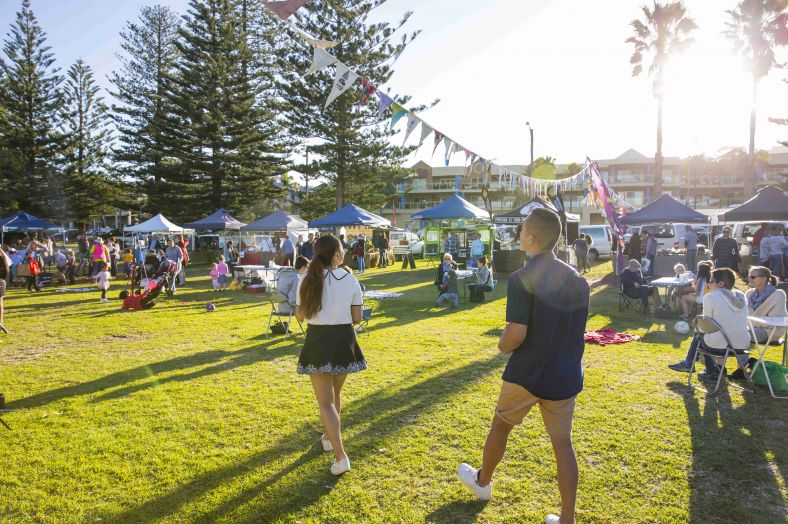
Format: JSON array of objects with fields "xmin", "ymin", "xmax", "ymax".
[
  {"xmin": 403, "ymin": 113, "xmax": 420, "ymax": 144},
  {"xmin": 325, "ymin": 62, "xmax": 359, "ymax": 109},
  {"xmin": 263, "ymin": 0, "xmax": 308, "ymax": 20},
  {"xmin": 443, "ymin": 136, "xmax": 453, "ymax": 166},
  {"xmin": 432, "ymin": 131, "xmax": 444, "ymax": 157},
  {"xmin": 390, "ymin": 104, "xmax": 408, "ymax": 128},
  {"xmin": 306, "ymin": 47, "xmax": 337, "ymax": 75},
  {"xmin": 417, "ymin": 122, "xmax": 433, "ymax": 148},
  {"xmin": 358, "ymin": 78, "xmax": 377, "ymax": 105},
  {"xmin": 377, "ymin": 92, "xmax": 394, "ymax": 119}
]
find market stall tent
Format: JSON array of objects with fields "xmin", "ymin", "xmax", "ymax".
[
  {"xmin": 308, "ymin": 204, "xmax": 391, "ymax": 228},
  {"xmin": 621, "ymin": 194, "xmax": 709, "ymax": 225},
  {"xmin": 0, "ymin": 211, "xmax": 63, "ymax": 232},
  {"xmin": 124, "ymin": 214, "xmax": 194, "ymax": 234},
  {"xmin": 411, "ymin": 194, "xmax": 489, "ymax": 221},
  {"xmin": 184, "ymin": 208, "xmax": 246, "ymax": 230},
  {"xmin": 718, "ymin": 186, "xmax": 788, "ymax": 222},
  {"xmin": 241, "ymin": 210, "xmax": 308, "ymax": 232}
]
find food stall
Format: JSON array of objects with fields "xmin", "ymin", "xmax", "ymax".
[
  {"xmin": 184, "ymin": 208, "xmax": 246, "ymax": 264},
  {"xmin": 308, "ymin": 204, "xmax": 392, "ymax": 269},
  {"xmin": 241, "ymin": 210, "xmax": 310, "ymax": 265}
]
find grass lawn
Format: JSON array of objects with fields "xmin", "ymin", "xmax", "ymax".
[{"xmin": 0, "ymin": 259, "xmax": 785, "ymax": 523}]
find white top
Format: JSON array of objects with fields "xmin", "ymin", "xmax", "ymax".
[
  {"xmin": 296, "ymin": 268, "xmax": 363, "ymax": 325},
  {"xmin": 702, "ymin": 289, "xmax": 751, "ymax": 350}
]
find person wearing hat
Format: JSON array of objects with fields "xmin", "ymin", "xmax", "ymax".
[{"xmin": 89, "ymin": 237, "xmax": 109, "ymax": 276}]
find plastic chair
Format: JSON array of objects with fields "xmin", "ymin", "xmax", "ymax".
[
  {"xmin": 688, "ymin": 316, "xmax": 753, "ymax": 395},
  {"xmin": 265, "ymin": 292, "xmax": 303, "ymax": 339}
]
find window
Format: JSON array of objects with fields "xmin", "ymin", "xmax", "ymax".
[{"xmin": 641, "ymin": 224, "xmax": 675, "ymax": 238}]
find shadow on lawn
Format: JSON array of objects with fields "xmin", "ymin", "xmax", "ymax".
[
  {"xmin": 106, "ymin": 356, "xmax": 503, "ymax": 523},
  {"xmin": 668, "ymin": 382, "xmax": 787, "ymax": 522}
]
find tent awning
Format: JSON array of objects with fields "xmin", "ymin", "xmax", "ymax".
[
  {"xmin": 494, "ymin": 196, "xmax": 579, "ymax": 224},
  {"xmin": 411, "ymin": 194, "xmax": 489, "ymax": 221},
  {"xmin": 308, "ymin": 204, "xmax": 391, "ymax": 228},
  {"xmin": 620, "ymin": 194, "xmax": 709, "ymax": 225},
  {"xmin": 0, "ymin": 211, "xmax": 63, "ymax": 232},
  {"xmin": 124, "ymin": 213, "xmax": 194, "ymax": 234},
  {"xmin": 184, "ymin": 208, "xmax": 246, "ymax": 230},
  {"xmin": 242, "ymin": 210, "xmax": 308, "ymax": 232},
  {"xmin": 718, "ymin": 186, "xmax": 788, "ymax": 222}
]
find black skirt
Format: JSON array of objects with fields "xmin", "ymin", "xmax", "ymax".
[{"xmin": 297, "ymin": 324, "xmax": 367, "ymax": 375}]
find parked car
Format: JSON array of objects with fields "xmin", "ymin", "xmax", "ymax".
[
  {"xmin": 579, "ymin": 225, "xmax": 612, "ymax": 261},
  {"xmin": 390, "ymin": 230, "xmax": 423, "ymax": 259}
]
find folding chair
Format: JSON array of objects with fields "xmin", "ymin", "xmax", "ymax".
[
  {"xmin": 618, "ymin": 281, "xmax": 639, "ymax": 312},
  {"xmin": 265, "ymin": 292, "xmax": 304, "ymax": 339},
  {"xmin": 688, "ymin": 316, "xmax": 753, "ymax": 395},
  {"xmin": 355, "ymin": 304, "xmax": 374, "ymax": 335}
]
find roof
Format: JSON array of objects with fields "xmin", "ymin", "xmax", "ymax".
[
  {"xmin": 494, "ymin": 196, "xmax": 580, "ymax": 224},
  {"xmin": 718, "ymin": 186, "xmax": 788, "ymax": 221},
  {"xmin": 308, "ymin": 204, "xmax": 391, "ymax": 228},
  {"xmin": 242, "ymin": 210, "xmax": 308, "ymax": 232},
  {"xmin": 184, "ymin": 208, "xmax": 246, "ymax": 230},
  {"xmin": 124, "ymin": 214, "xmax": 194, "ymax": 234},
  {"xmin": 411, "ymin": 194, "xmax": 489, "ymax": 221},
  {"xmin": 621, "ymin": 194, "xmax": 710, "ymax": 225},
  {"xmin": 0, "ymin": 211, "xmax": 63, "ymax": 231}
]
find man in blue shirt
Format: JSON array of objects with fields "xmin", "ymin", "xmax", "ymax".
[
  {"xmin": 684, "ymin": 225, "xmax": 698, "ymax": 272},
  {"xmin": 300, "ymin": 233, "xmax": 315, "ymax": 260},
  {"xmin": 459, "ymin": 208, "xmax": 589, "ymax": 524},
  {"xmin": 282, "ymin": 235, "xmax": 295, "ymax": 266}
]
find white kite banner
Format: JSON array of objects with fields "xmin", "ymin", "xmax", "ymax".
[{"xmin": 325, "ymin": 62, "xmax": 359, "ymax": 109}]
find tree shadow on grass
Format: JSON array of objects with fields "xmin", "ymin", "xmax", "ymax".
[
  {"xmin": 7, "ymin": 339, "xmax": 298, "ymax": 410},
  {"xmin": 667, "ymin": 382, "xmax": 787, "ymax": 522},
  {"xmin": 106, "ymin": 356, "xmax": 503, "ymax": 523}
]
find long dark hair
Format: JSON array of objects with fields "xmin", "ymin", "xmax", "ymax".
[
  {"xmin": 299, "ymin": 235, "xmax": 341, "ymax": 318},
  {"xmin": 696, "ymin": 261, "xmax": 712, "ymax": 283}
]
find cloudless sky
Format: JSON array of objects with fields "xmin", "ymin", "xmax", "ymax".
[{"xmin": 1, "ymin": 0, "xmax": 785, "ymax": 168}]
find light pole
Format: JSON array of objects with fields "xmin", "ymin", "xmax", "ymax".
[{"xmin": 526, "ymin": 121, "xmax": 534, "ymax": 178}]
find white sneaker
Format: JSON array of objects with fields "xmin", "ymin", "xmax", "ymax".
[
  {"xmin": 321, "ymin": 433, "xmax": 333, "ymax": 452},
  {"xmin": 545, "ymin": 515, "xmax": 561, "ymax": 524},
  {"xmin": 102, "ymin": 298, "xmax": 110, "ymax": 303},
  {"xmin": 330, "ymin": 456, "xmax": 350, "ymax": 476},
  {"xmin": 458, "ymin": 463, "xmax": 491, "ymax": 500}
]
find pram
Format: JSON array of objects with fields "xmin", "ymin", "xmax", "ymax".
[{"xmin": 120, "ymin": 262, "xmax": 174, "ymax": 310}]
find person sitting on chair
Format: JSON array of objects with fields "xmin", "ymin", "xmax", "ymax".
[
  {"xmin": 435, "ymin": 253, "xmax": 458, "ymax": 294},
  {"xmin": 746, "ymin": 266, "xmax": 787, "ymax": 344},
  {"xmin": 468, "ymin": 256, "xmax": 493, "ymax": 303},
  {"xmin": 668, "ymin": 268, "xmax": 750, "ymax": 381},
  {"xmin": 621, "ymin": 259, "xmax": 660, "ymax": 314},
  {"xmin": 277, "ymin": 256, "xmax": 309, "ymax": 315}
]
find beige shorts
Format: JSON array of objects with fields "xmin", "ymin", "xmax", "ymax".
[
  {"xmin": 0, "ymin": 279, "xmax": 5, "ymax": 298},
  {"xmin": 495, "ymin": 381, "xmax": 576, "ymax": 439}
]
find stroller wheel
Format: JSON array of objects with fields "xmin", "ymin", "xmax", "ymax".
[{"xmin": 166, "ymin": 289, "xmax": 174, "ymax": 296}]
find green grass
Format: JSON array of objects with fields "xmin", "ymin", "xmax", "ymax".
[{"xmin": 0, "ymin": 259, "xmax": 785, "ymax": 523}]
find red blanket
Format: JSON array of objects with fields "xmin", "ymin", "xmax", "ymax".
[{"xmin": 584, "ymin": 328, "xmax": 640, "ymax": 346}]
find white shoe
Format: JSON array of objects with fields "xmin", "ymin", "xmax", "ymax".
[
  {"xmin": 321, "ymin": 433, "xmax": 333, "ymax": 452},
  {"xmin": 330, "ymin": 456, "xmax": 350, "ymax": 476},
  {"xmin": 545, "ymin": 515, "xmax": 561, "ymax": 524},
  {"xmin": 458, "ymin": 463, "xmax": 491, "ymax": 500},
  {"xmin": 102, "ymin": 298, "xmax": 110, "ymax": 303}
]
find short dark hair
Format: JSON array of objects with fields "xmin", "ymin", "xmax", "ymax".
[
  {"xmin": 711, "ymin": 268, "xmax": 736, "ymax": 289},
  {"xmin": 478, "ymin": 255, "xmax": 488, "ymax": 265},
  {"xmin": 524, "ymin": 208, "xmax": 562, "ymax": 252},
  {"xmin": 294, "ymin": 255, "xmax": 309, "ymax": 270}
]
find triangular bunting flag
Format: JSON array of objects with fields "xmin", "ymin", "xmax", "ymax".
[
  {"xmin": 443, "ymin": 136, "xmax": 453, "ymax": 166},
  {"xmin": 418, "ymin": 123, "xmax": 433, "ymax": 148},
  {"xmin": 358, "ymin": 79, "xmax": 377, "ymax": 105},
  {"xmin": 464, "ymin": 149, "xmax": 473, "ymax": 164},
  {"xmin": 263, "ymin": 0, "xmax": 308, "ymax": 20},
  {"xmin": 306, "ymin": 47, "xmax": 337, "ymax": 75},
  {"xmin": 432, "ymin": 131, "xmax": 444, "ymax": 157},
  {"xmin": 377, "ymin": 92, "xmax": 394, "ymax": 119},
  {"xmin": 390, "ymin": 104, "xmax": 408, "ymax": 128},
  {"xmin": 325, "ymin": 62, "xmax": 359, "ymax": 109},
  {"xmin": 403, "ymin": 113, "xmax": 420, "ymax": 144}
]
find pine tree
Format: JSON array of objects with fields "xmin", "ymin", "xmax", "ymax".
[
  {"xmin": 160, "ymin": 0, "xmax": 288, "ymax": 221},
  {"xmin": 0, "ymin": 0, "xmax": 63, "ymax": 216},
  {"xmin": 109, "ymin": 5, "xmax": 181, "ymax": 214},
  {"xmin": 58, "ymin": 59, "xmax": 119, "ymax": 224},
  {"xmin": 277, "ymin": 0, "xmax": 430, "ymax": 212}
]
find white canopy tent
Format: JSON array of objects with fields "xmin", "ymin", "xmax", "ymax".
[{"xmin": 124, "ymin": 214, "xmax": 194, "ymax": 234}]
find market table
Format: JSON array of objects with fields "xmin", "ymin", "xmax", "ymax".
[
  {"xmin": 747, "ymin": 315, "xmax": 788, "ymax": 399},
  {"xmin": 233, "ymin": 265, "xmax": 281, "ymax": 291},
  {"xmin": 455, "ymin": 269, "xmax": 477, "ymax": 301},
  {"xmin": 649, "ymin": 276, "xmax": 687, "ymax": 313}
]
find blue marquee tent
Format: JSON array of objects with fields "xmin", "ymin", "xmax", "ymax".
[
  {"xmin": 242, "ymin": 210, "xmax": 308, "ymax": 232},
  {"xmin": 621, "ymin": 194, "xmax": 709, "ymax": 225},
  {"xmin": 0, "ymin": 211, "xmax": 62, "ymax": 231},
  {"xmin": 308, "ymin": 204, "xmax": 391, "ymax": 228},
  {"xmin": 718, "ymin": 186, "xmax": 788, "ymax": 221},
  {"xmin": 184, "ymin": 208, "xmax": 246, "ymax": 230},
  {"xmin": 411, "ymin": 194, "xmax": 489, "ymax": 221}
]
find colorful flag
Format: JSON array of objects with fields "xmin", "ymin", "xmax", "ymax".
[
  {"xmin": 443, "ymin": 136, "xmax": 453, "ymax": 166},
  {"xmin": 403, "ymin": 113, "xmax": 420, "ymax": 144},
  {"xmin": 263, "ymin": 0, "xmax": 308, "ymax": 20},
  {"xmin": 390, "ymin": 104, "xmax": 408, "ymax": 128},
  {"xmin": 306, "ymin": 47, "xmax": 337, "ymax": 75},
  {"xmin": 359, "ymin": 79, "xmax": 377, "ymax": 105},
  {"xmin": 377, "ymin": 92, "xmax": 394, "ymax": 119},
  {"xmin": 325, "ymin": 62, "xmax": 359, "ymax": 109},
  {"xmin": 432, "ymin": 131, "xmax": 444, "ymax": 157}
]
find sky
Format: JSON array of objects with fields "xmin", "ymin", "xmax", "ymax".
[{"xmin": 0, "ymin": 0, "xmax": 786, "ymax": 169}]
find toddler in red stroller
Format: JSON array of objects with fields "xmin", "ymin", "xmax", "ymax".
[{"xmin": 120, "ymin": 260, "xmax": 176, "ymax": 310}]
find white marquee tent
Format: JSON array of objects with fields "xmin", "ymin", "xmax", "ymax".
[{"xmin": 124, "ymin": 214, "xmax": 194, "ymax": 234}]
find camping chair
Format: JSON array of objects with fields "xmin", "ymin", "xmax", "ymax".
[
  {"xmin": 688, "ymin": 316, "xmax": 753, "ymax": 395},
  {"xmin": 355, "ymin": 304, "xmax": 374, "ymax": 335},
  {"xmin": 265, "ymin": 291, "xmax": 303, "ymax": 339},
  {"xmin": 618, "ymin": 281, "xmax": 639, "ymax": 312}
]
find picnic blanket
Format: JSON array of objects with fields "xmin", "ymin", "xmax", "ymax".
[
  {"xmin": 363, "ymin": 291, "xmax": 403, "ymax": 299},
  {"xmin": 584, "ymin": 328, "xmax": 640, "ymax": 346},
  {"xmin": 55, "ymin": 287, "xmax": 95, "ymax": 293}
]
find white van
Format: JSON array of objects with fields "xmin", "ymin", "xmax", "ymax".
[
  {"xmin": 635, "ymin": 223, "xmax": 711, "ymax": 252},
  {"xmin": 390, "ymin": 230, "xmax": 423, "ymax": 259},
  {"xmin": 579, "ymin": 225, "xmax": 612, "ymax": 261}
]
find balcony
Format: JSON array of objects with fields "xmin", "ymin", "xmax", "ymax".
[{"xmin": 609, "ymin": 175, "xmax": 653, "ymax": 186}]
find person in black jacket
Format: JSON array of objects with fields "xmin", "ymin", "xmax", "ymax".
[
  {"xmin": 712, "ymin": 226, "xmax": 740, "ymax": 271},
  {"xmin": 435, "ymin": 253, "xmax": 458, "ymax": 294},
  {"xmin": 621, "ymin": 259, "xmax": 660, "ymax": 313}
]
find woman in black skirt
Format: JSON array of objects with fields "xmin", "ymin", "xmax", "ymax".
[{"xmin": 296, "ymin": 235, "xmax": 365, "ymax": 476}]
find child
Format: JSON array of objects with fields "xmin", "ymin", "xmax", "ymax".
[
  {"xmin": 209, "ymin": 263, "xmax": 220, "ymax": 291},
  {"xmin": 122, "ymin": 248, "xmax": 134, "ymax": 278},
  {"xmin": 94, "ymin": 262, "xmax": 115, "ymax": 303},
  {"xmin": 65, "ymin": 249, "xmax": 76, "ymax": 285},
  {"xmin": 435, "ymin": 270, "xmax": 459, "ymax": 309},
  {"xmin": 216, "ymin": 256, "xmax": 230, "ymax": 290}
]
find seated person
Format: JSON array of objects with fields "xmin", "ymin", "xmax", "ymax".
[
  {"xmin": 276, "ymin": 256, "xmax": 309, "ymax": 314},
  {"xmin": 746, "ymin": 266, "xmax": 787, "ymax": 344},
  {"xmin": 435, "ymin": 253, "xmax": 457, "ymax": 294},
  {"xmin": 435, "ymin": 269, "xmax": 459, "ymax": 309},
  {"xmin": 680, "ymin": 261, "xmax": 712, "ymax": 320},
  {"xmin": 621, "ymin": 259, "xmax": 660, "ymax": 313},
  {"xmin": 468, "ymin": 256, "xmax": 492, "ymax": 302},
  {"xmin": 667, "ymin": 263, "xmax": 694, "ymax": 305},
  {"xmin": 668, "ymin": 268, "xmax": 750, "ymax": 380}
]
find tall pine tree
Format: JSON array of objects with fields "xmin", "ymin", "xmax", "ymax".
[
  {"xmin": 58, "ymin": 59, "xmax": 119, "ymax": 225},
  {"xmin": 160, "ymin": 0, "xmax": 288, "ymax": 221},
  {"xmin": 0, "ymin": 0, "xmax": 63, "ymax": 216},
  {"xmin": 277, "ymin": 0, "xmax": 430, "ymax": 214},
  {"xmin": 109, "ymin": 5, "xmax": 181, "ymax": 214}
]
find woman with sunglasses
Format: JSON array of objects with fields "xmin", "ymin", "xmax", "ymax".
[{"xmin": 746, "ymin": 266, "xmax": 787, "ymax": 344}]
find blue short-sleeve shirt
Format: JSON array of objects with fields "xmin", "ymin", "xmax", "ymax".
[{"xmin": 503, "ymin": 252, "xmax": 590, "ymax": 400}]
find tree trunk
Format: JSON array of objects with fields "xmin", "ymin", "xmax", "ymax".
[
  {"xmin": 748, "ymin": 75, "xmax": 758, "ymax": 195},
  {"xmin": 654, "ymin": 93, "xmax": 663, "ymax": 200},
  {"xmin": 336, "ymin": 174, "xmax": 345, "ymax": 210}
]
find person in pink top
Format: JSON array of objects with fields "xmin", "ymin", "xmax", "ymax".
[
  {"xmin": 94, "ymin": 262, "xmax": 115, "ymax": 303},
  {"xmin": 89, "ymin": 238, "xmax": 109, "ymax": 276},
  {"xmin": 216, "ymin": 255, "xmax": 230, "ymax": 290},
  {"xmin": 209, "ymin": 263, "xmax": 220, "ymax": 291}
]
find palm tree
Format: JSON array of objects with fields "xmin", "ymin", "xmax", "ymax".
[
  {"xmin": 626, "ymin": 2, "xmax": 697, "ymax": 199},
  {"xmin": 724, "ymin": 0, "xmax": 788, "ymax": 191}
]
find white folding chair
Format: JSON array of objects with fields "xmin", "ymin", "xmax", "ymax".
[
  {"xmin": 265, "ymin": 291, "xmax": 303, "ymax": 339},
  {"xmin": 688, "ymin": 316, "xmax": 753, "ymax": 395}
]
